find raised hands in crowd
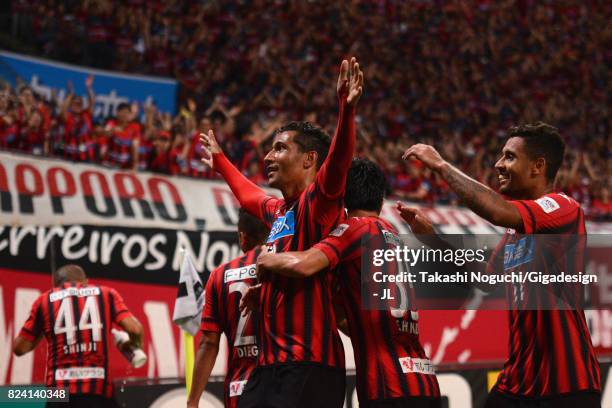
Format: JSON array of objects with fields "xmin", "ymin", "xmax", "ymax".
[{"xmin": 1, "ymin": 1, "xmax": 610, "ymax": 219}]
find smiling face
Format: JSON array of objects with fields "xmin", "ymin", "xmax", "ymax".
[
  {"xmin": 495, "ymin": 137, "xmax": 541, "ymax": 198},
  {"xmin": 263, "ymin": 131, "xmax": 312, "ymax": 190}
]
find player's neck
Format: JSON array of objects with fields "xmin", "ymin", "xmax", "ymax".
[
  {"xmin": 348, "ymin": 209, "xmax": 378, "ymax": 218},
  {"xmin": 280, "ymin": 174, "xmax": 315, "ymax": 200},
  {"xmin": 518, "ymin": 183, "xmax": 554, "ymax": 200}
]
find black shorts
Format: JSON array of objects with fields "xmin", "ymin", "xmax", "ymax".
[
  {"xmin": 237, "ymin": 363, "xmax": 346, "ymax": 408},
  {"xmin": 46, "ymin": 393, "xmax": 119, "ymax": 408},
  {"xmin": 360, "ymin": 396, "xmax": 442, "ymax": 408},
  {"xmin": 485, "ymin": 389, "xmax": 601, "ymax": 408}
]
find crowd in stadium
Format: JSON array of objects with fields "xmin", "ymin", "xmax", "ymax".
[{"xmin": 2, "ymin": 0, "xmax": 610, "ymax": 220}]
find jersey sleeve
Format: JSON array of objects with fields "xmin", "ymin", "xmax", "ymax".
[
  {"xmin": 510, "ymin": 193, "xmax": 580, "ymax": 233},
  {"xmin": 108, "ymin": 288, "xmax": 133, "ymax": 324},
  {"xmin": 213, "ymin": 152, "xmax": 281, "ymax": 226},
  {"xmin": 18, "ymin": 295, "xmax": 44, "ymax": 341},
  {"xmin": 201, "ymin": 268, "xmax": 222, "ymax": 333},
  {"xmin": 311, "ymin": 98, "xmax": 355, "ymax": 225},
  {"xmin": 314, "ymin": 219, "xmax": 367, "ymax": 270}
]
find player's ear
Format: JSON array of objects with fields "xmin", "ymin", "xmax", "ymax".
[
  {"xmin": 532, "ymin": 157, "xmax": 546, "ymax": 177},
  {"xmin": 238, "ymin": 231, "xmax": 247, "ymax": 251},
  {"xmin": 303, "ymin": 151, "xmax": 317, "ymax": 170}
]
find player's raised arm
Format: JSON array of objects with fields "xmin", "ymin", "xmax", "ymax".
[
  {"xmin": 316, "ymin": 57, "xmax": 363, "ymax": 200},
  {"xmin": 402, "ymin": 144, "xmax": 523, "ymax": 230},
  {"xmin": 200, "ymin": 129, "xmax": 276, "ymax": 220}
]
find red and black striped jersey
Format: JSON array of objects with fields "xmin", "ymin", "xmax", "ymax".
[
  {"xmin": 201, "ymin": 248, "xmax": 262, "ymax": 408},
  {"xmin": 211, "ymin": 98, "xmax": 355, "ymax": 369},
  {"xmin": 315, "ymin": 216, "xmax": 440, "ymax": 402},
  {"xmin": 255, "ymin": 177, "xmax": 346, "ymax": 368},
  {"xmin": 489, "ymin": 192, "xmax": 600, "ymax": 397},
  {"xmin": 106, "ymin": 121, "xmax": 141, "ymax": 168},
  {"xmin": 62, "ymin": 111, "xmax": 95, "ymax": 162},
  {"xmin": 18, "ymin": 282, "xmax": 134, "ymax": 398}
]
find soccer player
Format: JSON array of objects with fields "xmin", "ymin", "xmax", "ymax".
[
  {"xmin": 13, "ymin": 264, "xmax": 144, "ymax": 408},
  {"xmin": 254, "ymin": 159, "xmax": 441, "ymax": 408},
  {"xmin": 400, "ymin": 122, "xmax": 601, "ymax": 407},
  {"xmin": 187, "ymin": 209, "xmax": 270, "ymax": 408},
  {"xmin": 199, "ymin": 57, "xmax": 363, "ymax": 407}
]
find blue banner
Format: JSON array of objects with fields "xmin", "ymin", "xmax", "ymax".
[{"xmin": 0, "ymin": 51, "xmax": 177, "ymax": 118}]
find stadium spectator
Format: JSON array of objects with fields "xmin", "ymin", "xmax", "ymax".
[
  {"xmin": 105, "ymin": 102, "xmax": 141, "ymax": 170},
  {"xmin": 0, "ymin": 1, "xmax": 609, "ymax": 216},
  {"xmin": 59, "ymin": 76, "xmax": 95, "ymax": 162},
  {"xmin": 13, "ymin": 264, "xmax": 144, "ymax": 408}
]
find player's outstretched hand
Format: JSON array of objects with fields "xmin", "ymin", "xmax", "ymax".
[
  {"xmin": 239, "ymin": 284, "xmax": 261, "ymax": 317},
  {"xmin": 199, "ymin": 129, "xmax": 222, "ymax": 170},
  {"xmin": 337, "ymin": 57, "xmax": 364, "ymax": 107},
  {"xmin": 396, "ymin": 201, "xmax": 435, "ymax": 235},
  {"xmin": 402, "ymin": 144, "xmax": 445, "ymax": 171}
]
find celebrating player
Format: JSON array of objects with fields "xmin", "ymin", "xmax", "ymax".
[
  {"xmin": 400, "ymin": 122, "xmax": 601, "ymax": 407},
  {"xmin": 187, "ymin": 209, "xmax": 270, "ymax": 408},
  {"xmin": 254, "ymin": 159, "xmax": 441, "ymax": 408},
  {"xmin": 13, "ymin": 264, "xmax": 144, "ymax": 408},
  {"xmin": 199, "ymin": 57, "xmax": 363, "ymax": 407}
]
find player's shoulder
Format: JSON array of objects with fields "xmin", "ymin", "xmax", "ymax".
[
  {"xmin": 95, "ymin": 284, "xmax": 119, "ymax": 298},
  {"xmin": 216, "ymin": 251, "xmax": 258, "ymax": 286},
  {"xmin": 532, "ymin": 192, "xmax": 580, "ymax": 214},
  {"xmin": 329, "ymin": 216, "xmax": 394, "ymax": 238}
]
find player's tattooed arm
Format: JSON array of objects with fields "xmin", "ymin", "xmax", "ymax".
[
  {"xmin": 257, "ymin": 248, "xmax": 329, "ymax": 279},
  {"xmin": 403, "ymin": 144, "xmax": 523, "ymax": 230}
]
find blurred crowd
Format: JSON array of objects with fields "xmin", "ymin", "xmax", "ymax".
[{"xmin": 2, "ymin": 0, "xmax": 611, "ymax": 220}]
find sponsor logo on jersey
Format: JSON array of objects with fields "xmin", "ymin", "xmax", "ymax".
[
  {"xmin": 330, "ymin": 223, "xmax": 349, "ymax": 237},
  {"xmin": 503, "ymin": 236, "xmax": 535, "ymax": 270},
  {"xmin": 535, "ymin": 196, "xmax": 560, "ymax": 213},
  {"xmin": 398, "ymin": 357, "xmax": 436, "ymax": 375},
  {"xmin": 50, "ymin": 287, "xmax": 101, "ymax": 302},
  {"xmin": 55, "ymin": 367, "xmax": 105, "ymax": 380},
  {"xmin": 382, "ymin": 229, "xmax": 403, "ymax": 246},
  {"xmin": 229, "ymin": 380, "xmax": 248, "ymax": 397},
  {"xmin": 267, "ymin": 210, "xmax": 295, "ymax": 243},
  {"xmin": 224, "ymin": 264, "xmax": 256, "ymax": 283}
]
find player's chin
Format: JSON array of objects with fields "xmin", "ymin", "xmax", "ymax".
[
  {"xmin": 498, "ymin": 182, "xmax": 513, "ymax": 195},
  {"xmin": 267, "ymin": 174, "xmax": 279, "ymax": 188}
]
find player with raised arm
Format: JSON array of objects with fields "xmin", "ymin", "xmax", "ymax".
[
  {"xmin": 252, "ymin": 159, "xmax": 441, "ymax": 408},
  {"xmin": 186, "ymin": 209, "xmax": 270, "ymax": 408},
  {"xmin": 400, "ymin": 122, "xmax": 601, "ymax": 408},
  {"xmin": 13, "ymin": 265, "xmax": 144, "ymax": 408},
  {"xmin": 199, "ymin": 57, "xmax": 363, "ymax": 408}
]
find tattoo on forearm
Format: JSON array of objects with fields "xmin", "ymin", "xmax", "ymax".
[{"xmin": 440, "ymin": 164, "xmax": 504, "ymax": 218}]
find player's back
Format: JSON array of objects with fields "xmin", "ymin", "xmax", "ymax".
[
  {"xmin": 24, "ymin": 282, "xmax": 129, "ymax": 397},
  {"xmin": 317, "ymin": 216, "xmax": 440, "ymax": 402},
  {"xmin": 492, "ymin": 192, "xmax": 600, "ymax": 397},
  {"xmin": 202, "ymin": 247, "xmax": 261, "ymax": 406}
]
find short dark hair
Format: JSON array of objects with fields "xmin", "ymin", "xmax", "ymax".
[
  {"xmin": 507, "ymin": 122, "xmax": 565, "ymax": 182},
  {"xmin": 53, "ymin": 264, "xmax": 87, "ymax": 287},
  {"xmin": 117, "ymin": 102, "xmax": 131, "ymax": 112},
  {"xmin": 275, "ymin": 121, "xmax": 331, "ymax": 169},
  {"xmin": 238, "ymin": 208, "xmax": 270, "ymax": 245},
  {"xmin": 345, "ymin": 158, "xmax": 387, "ymax": 213}
]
